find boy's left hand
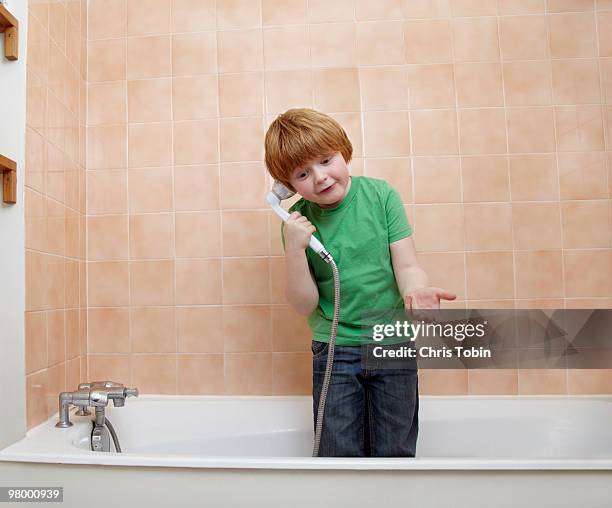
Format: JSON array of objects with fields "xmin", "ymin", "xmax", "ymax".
[{"xmin": 404, "ymin": 287, "xmax": 456, "ymax": 322}]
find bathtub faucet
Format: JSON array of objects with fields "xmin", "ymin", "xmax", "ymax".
[{"xmin": 55, "ymin": 381, "xmax": 139, "ymax": 428}]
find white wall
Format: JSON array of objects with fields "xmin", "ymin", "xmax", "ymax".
[{"xmin": 0, "ymin": 0, "xmax": 27, "ymax": 449}]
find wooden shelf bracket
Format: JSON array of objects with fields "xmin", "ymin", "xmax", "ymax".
[
  {"xmin": 1, "ymin": 154, "xmax": 17, "ymax": 204},
  {"xmin": 0, "ymin": 3, "xmax": 18, "ymax": 61}
]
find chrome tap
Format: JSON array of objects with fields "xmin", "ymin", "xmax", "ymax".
[{"xmin": 55, "ymin": 381, "xmax": 139, "ymax": 428}]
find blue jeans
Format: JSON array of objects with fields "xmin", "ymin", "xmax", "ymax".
[{"xmin": 312, "ymin": 341, "xmax": 419, "ymax": 457}]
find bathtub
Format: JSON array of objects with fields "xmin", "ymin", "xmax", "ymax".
[{"xmin": 1, "ymin": 394, "xmax": 612, "ymax": 508}]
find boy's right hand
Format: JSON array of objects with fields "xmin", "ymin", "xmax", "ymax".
[{"xmin": 284, "ymin": 211, "xmax": 316, "ymax": 252}]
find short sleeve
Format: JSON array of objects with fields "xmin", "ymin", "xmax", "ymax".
[{"xmin": 385, "ymin": 184, "xmax": 412, "ymax": 243}]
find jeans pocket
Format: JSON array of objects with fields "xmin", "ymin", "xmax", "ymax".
[{"xmin": 311, "ymin": 340, "xmax": 329, "ymax": 359}]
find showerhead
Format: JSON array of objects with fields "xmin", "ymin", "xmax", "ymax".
[{"xmin": 271, "ymin": 181, "xmax": 295, "ymax": 201}]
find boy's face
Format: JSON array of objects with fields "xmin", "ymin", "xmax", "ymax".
[{"xmin": 288, "ymin": 151, "xmax": 351, "ymax": 209}]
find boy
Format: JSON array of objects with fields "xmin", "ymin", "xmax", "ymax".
[{"xmin": 265, "ymin": 108, "xmax": 456, "ymax": 457}]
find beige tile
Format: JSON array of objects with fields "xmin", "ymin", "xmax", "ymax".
[
  {"xmin": 127, "ymin": 0, "xmax": 171, "ymax": 36},
  {"xmin": 568, "ymin": 369, "xmax": 612, "ymax": 394},
  {"xmin": 172, "ymin": 0, "xmax": 215, "ymax": 32},
  {"xmin": 88, "ymin": 261, "xmax": 130, "ymax": 307},
  {"xmin": 499, "ymin": 0, "xmax": 545, "ymax": 14},
  {"xmin": 219, "ymin": 117, "xmax": 264, "ymax": 162},
  {"xmin": 87, "ymin": 81, "xmax": 127, "ymax": 125},
  {"xmin": 598, "ymin": 11, "xmax": 612, "ymax": 56},
  {"xmin": 455, "ymin": 63, "xmax": 503, "ymax": 107},
  {"xmin": 464, "ymin": 203, "xmax": 513, "ymax": 251},
  {"xmin": 461, "ymin": 155, "xmax": 510, "ymax": 203},
  {"xmin": 172, "ymin": 32, "xmax": 217, "ymax": 76},
  {"xmin": 468, "ymin": 370, "xmax": 518, "ymax": 395},
  {"xmin": 26, "ymin": 370, "xmax": 48, "ymax": 430},
  {"xmin": 47, "ymin": 310, "xmax": 65, "ymax": 367},
  {"xmin": 356, "ymin": 20, "xmax": 405, "ymax": 65},
  {"xmin": 127, "ymin": 36, "xmax": 171, "ymax": 79},
  {"xmin": 264, "ymin": 70, "xmax": 313, "ymax": 115},
  {"xmin": 87, "ymin": 170, "xmax": 127, "ymax": 215},
  {"xmin": 272, "ymin": 352, "xmax": 311, "ymax": 395},
  {"xmin": 217, "ymin": 29, "xmax": 263, "ymax": 73},
  {"xmin": 221, "ymin": 162, "xmax": 268, "ymax": 209},
  {"xmin": 131, "ymin": 307, "xmax": 176, "ymax": 353},
  {"xmin": 363, "ymin": 111, "xmax": 410, "ymax": 157},
  {"xmin": 360, "ymin": 67, "xmax": 408, "ymax": 111},
  {"xmin": 458, "ymin": 108, "xmax": 507, "ymax": 155},
  {"xmin": 45, "ymin": 363, "xmax": 66, "ymax": 418},
  {"xmin": 507, "ymin": 107, "xmax": 556, "ymax": 153},
  {"xmin": 131, "ymin": 354, "xmax": 177, "ymax": 394},
  {"xmin": 310, "ymin": 23, "xmax": 357, "ymax": 67},
  {"xmin": 89, "ymin": 0, "xmax": 126, "ymax": 39},
  {"xmin": 552, "ymin": 59, "xmax": 601, "ymax": 104},
  {"xmin": 177, "ymin": 307, "xmax": 224, "ymax": 353},
  {"xmin": 219, "ymin": 72, "xmax": 264, "ymax": 117},
  {"xmin": 419, "ymin": 369, "xmax": 468, "ymax": 395},
  {"xmin": 515, "ymin": 251, "xmax": 564, "ymax": 298},
  {"xmin": 177, "ymin": 354, "xmax": 225, "ymax": 394},
  {"xmin": 503, "ymin": 61, "xmax": 552, "ymax": 107},
  {"xmin": 222, "ymin": 211, "xmax": 269, "ymax": 256},
  {"xmin": 452, "ymin": 17, "xmax": 500, "ymax": 62},
  {"xmin": 173, "ymin": 75, "xmax": 218, "ymax": 121},
  {"xmin": 554, "ymin": 105, "xmax": 605, "ymax": 152},
  {"xmin": 410, "ymin": 110, "xmax": 458, "ymax": 156},
  {"xmin": 88, "ymin": 308, "xmax": 130, "ymax": 353},
  {"xmin": 308, "ymin": 0, "xmax": 354, "ymax": 22},
  {"xmin": 509, "ymin": 154, "xmax": 558, "ymax": 201},
  {"xmin": 271, "ymin": 305, "xmax": 311, "ymax": 351},
  {"xmin": 225, "ymin": 353, "xmax": 273, "ymax": 394},
  {"xmin": 25, "ymin": 312, "xmax": 47, "ymax": 374},
  {"xmin": 175, "ymin": 212, "xmax": 221, "ymax": 258},
  {"xmin": 364, "ymin": 158, "xmax": 412, "ymax": 203},
  {"xmin": 127, "ymin": 78, "xmax": 171, "ymax": 123},
  {"xmin": 313, "ymin": 68, "xmax": 360, "ymax": 113},
  {"xmin": 217, "ymin": 0, "xmax": 261, "ymax": 28},
  {"xmin": 512, "ymin": 202, "xmax": 562, "ymax": 250},
  {"xmin": 88, "ymin": 354, "xmax": 131, "ymax": 385},
  {"xmin": 518, "ymin": 369, "xmax": 566, "ymax": 394},
  {"xmin": 263, "ymin": 26, "xmax": 310, "ymax": 70},
  {"xmin": 412, "ymin": 157, "xmax": 460, "ymax": 203},
  {"xmin": 549, "ymin": 12, "xmax": 597, "ymax": 57},
  {"xmin": 223, "ymin": 306, "xmax": 272, "ymax": 352},
  {"xmin": 87, "ymin": 125, "xmax": 127, "ymax": 170},
  {"xmin": 262, "ymin": 0, "xmax": 307, "ymax": 25},
  {"xmin": 417, "ymin": 252, "xmax": 466, "ymax": 300},
  {"xmin": 175, "ymin": 259, "xmax": 222, "ymax": 305},
  {"xmin": 128, "ymin": 123, "xmax": 173, "ymax": 167},
  {"xmin": 129, "ymin": 213, "xmax": 175, "ymax": 259},
  {"xmin": 547, "ymin": 0, "xmax": 594, "ymax": 12},
  {"xmin": 407, "ymin": 64, "xmax": 455, "ymax": 109},
  {"xmin": 223, "ymin": 258, "xmax": 270, "ymax": 304},
  {"xmin": 466, "ymin": 251, "xmax": 514, "ymax": 299},
  {"xmin": 412, "ymin": 204, "xmax": 464, "ymax": 252},
  {"xmin": 128, "ymin": 167, "xmax": 174, "ymax": 213},
  {"xmin": 561, "ymin": 201, "xmax": 612, "ymax": 248},
  {"xmin": 130, "ymin": 260, "xmax": 175, "ymax": 305},
  {"xmin": 355, "ymin": 0, "xmax": 403, "ymax": 19},
  {"xmin": 87, "ymin": 215, "xmax": 129, "ymax": 260},
  {"xmin": 404, "ymin": 19, "xmax": 453, "ymax": 63},
  {"xmin": 174, "ymin": 165, "xmax": 220, "ymax": 211},
  {"xmin": 564, "ymin": 249, "xmax": 612, "ymax": 297},
  {"xmin": 173, "ymin": 120, "xmax": 219, "ymax": 165},
  {"xmin": 558, "ymin": 152, "xmax": 608, "ymax": 200},
  {"xmin": 88, "ymin": 39, "xmax": 126, "ymax": 83},
  {"xmin": 499, "ymin": 15, "xmax": 549, "ymax": 60}
]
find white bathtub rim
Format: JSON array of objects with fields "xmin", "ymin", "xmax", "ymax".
[{"xmin": 3, "ymin": 394, "xmax": 612, "ymax": 471}]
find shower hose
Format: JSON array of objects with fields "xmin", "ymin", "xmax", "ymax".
[{"xmin": 312, "ymin": 257, "xmax": 340, "ymax": 457}]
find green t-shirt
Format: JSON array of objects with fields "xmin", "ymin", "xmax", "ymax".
[{"xmin": 281, "ymin": 176, "xmax": 413, "ymax": 346}]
